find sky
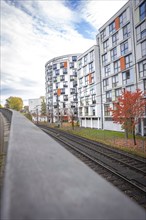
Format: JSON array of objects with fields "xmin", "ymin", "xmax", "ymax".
[{"xmin": 1, "ymin": 0, "xmax": 128, "ymax": 106}]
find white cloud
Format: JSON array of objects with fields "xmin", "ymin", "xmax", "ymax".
[{"xmin": 1, "ymin": 0, "xmax": 128, "ymax": 106}]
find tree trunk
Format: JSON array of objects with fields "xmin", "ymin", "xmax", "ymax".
[
  {"xmin": 132, "ymin": 127, "xmax": 136, "ymax": 145},
  {"xmin": 125, "ymin": 128, "xmax": 128, "ymax": 139}
]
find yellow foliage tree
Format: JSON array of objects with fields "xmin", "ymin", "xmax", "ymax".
[{"xmin": 6, "ymin": 96, "xmax": 23, "ymax": 111}]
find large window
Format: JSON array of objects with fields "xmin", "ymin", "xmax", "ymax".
[
  {"xmin": 85, "ymin": 75, "xmax": 88, "ymax": 86},
  {"xmin": 136, "ymin": 21, "xmax": 146, "ymax": 42},
  {"xmin": 103, "ymin": 78, "xmax": 109, "ymax": 90},
  {"xmin": 139, "ymin": 1, "xmax": 146, "ymax": 21},
  {"xmin": 122, "ymin": 68, "xmax": 134, "ymax": 85},
  {"xmin": 84, "ymin": 55, "xmax": 88, "ymax": 65},
  {"xmin": 119, "ymin": 10, "xmax": 127, "ymax": 27},
  {"xmin": 121, "ymin": 41, "xmax": 128, "ymax": 56},
  {"xmin": 109, "ymin": 21, "xmax": 116, "ymax": 34},
  {"xmin": 79, "ymin": 77, "xmax": 83, "ymax": 87},
  {"xmin": 141, "ymin": 40, "xmax": 146, "ymax": 57},
  {"xmin": 89, "ymin": 62, "xmax": 94, "ymax": 72},
  {"xmin": 102, "ymin": 53, "xmax": 108, "ymax": 65},
  {"xmin": 104, "ymin": 104, "xmax": 110, "ymax": 116},
  {"xmin": 104, "ymin": 64, "xmax": 110, "ymax": 77},
  {"xmin": 125, "ymin": 54, "xmax": 132, "ymax": 68},
  {"xmin": 111, "ymin": 47, "xmax": 117, "ymax": 61},
  {"xmin": 115, "ymin": 88, "xmax": 122, "ymax": 99},
  {"xmin": 112, "ymin": 74, "xmax": 118, "ymax": 87},
  {"xmin": 123, "ymin": 23, "xmax": 130, "ymax": 39},
  {"xmin": 106, "ymin": 90, "xmax": 112, "ymax": 102},
  {"xmin": 112, "ymin": 32, "xmax": 118, "ymax": 46},
  {"xmin": 90, "ymin": 50, "xmax": 94, "ymax": 61},
  {"xmin": 101, "ymin": 29, "xmax": 106, "ymax": 41},
  {"xmin": 103, "ymin": 39, "xmax": 109, "ymax": 52},
  {"xmin": 138, "ymin": 60, "xmax": 146, "ymax": 78},
  {"xmin": 114, "ymin": 60, "xmax": 120, "ymax": 73}
]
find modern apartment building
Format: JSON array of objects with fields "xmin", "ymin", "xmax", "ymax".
[
  {"xmin": 95, "ymin": 0, "xmax": 146, "ymax": 135},
  {"xmin": 45, "ymin": 54, "xmax": 80, "ymax": 123},
  {"xmin": 77, "ymin": 45, "xmax": 102, "ymax": 129}
]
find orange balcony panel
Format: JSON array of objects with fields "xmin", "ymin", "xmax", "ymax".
[
  {"xmin": 88, "ymin": 73, "xmax": 92, "ymax": 84},
  {"xmin": 64, "ymin": 62, "xmax": 67, "ymax": 68},
  {"xmin": 120, "ymin": 57, "xmax": 126, "ymax": 71},
  {"xmin": 115, "ymin": 17, "xmax": 120, "ymax": 30},
  {"xmin": 57, "ymin": 88, "xmax": 61, "ymax": 96}
]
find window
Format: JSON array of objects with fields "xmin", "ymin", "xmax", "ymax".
[
  {"xmin": 138, "ymin": 60, "xmax": 146, "ymax": 78},
  {"xmin": 103, "ymin": 40, "xmax": 109, "ymax": 52},
  {"xmin": 63, "ymin": 68, "xmax": 67, "ymax": 74},
  {"xmin": 139, "ymin": 1, "xmax": 146, "ymax": 21},
  {"xmin": 121, "ymin": 41, "xmax": 128, "ymax": 56},
  {"xmin": 109, "ymin": 21, "xmax": 116, "ymax": 34},
  {"xmin": 123, "ymin": 23, "xmax": 130, "ymax": 39},
  {"xmin": 60, "ymin": 75, "xmax": 65, "ymax": 81},
  {"xmin": 104, "ymin": 64, "xmax": 110, "ymax": 77},
  {"xmin": 92, "ymin": 95, "xmax": 96, "ymax": 104},
  {"xmin": 115, "ymin": 88, "xmax": 122, "ymax": 99},
  {"xmin": 122, "ymin": 69, "xmax": 134, "ymax": 85},
  {"xmin": 85, "ymin": 107, "xmax": 88, "ymax": 116},
  {"xmin": 114, "ymin": 60, "xmax": 120, "ymax": 73},
  {"xmin": 101, "ymin": 29, "xmax": 106, "ymax": 41},
  {"xmin": 89, "ymin": 62, "xmax": 94, "ymax": 72},
  {"xmin": 69, "ymin": 62, "xmax": 74, "ymax": 68},
  {"xmin": 89, "ymin": 73, "xmax": 94, "ymax": 84},
  {"xmin": 72, "ymin": 56, "xmax": 77, "ymax": 61},
  {"xmin": 78, "ymin": 59, "xmax": 82, "ymax": 69},
  {"xmin": 119, "ymin": 10, "xmax": 127, "ymax": 27},
  {"xmin": 102, "ymin": 53, "xmax": 108, "ymax": 65},
  {"xmin": 106, "ymin": 91, "xmax": 112, "ymax": 102},
  {"xmin": 70, "ymin": 88, "xmax": 75, "ymax": 94},
  {"xmin": 64, "ymin": 95, "xmax": 68, "ymax": 101},
  {"xmin": 91, "ymin": 106, "xmax": 96, "ymax": 115},
  {"xmin": 141, "ymin": 40, "xmax": 146, "ymax": 57},
  {"xmin": 111, "ymin": 47, "xmax": 117, "ymax": 61},
  {"xmin": 103, "ymin": 78, "xmax": 109, "ymax": 90},
  {"xmin": 136, "ymin": 21, "xmax": 146, "ymax": 42},
  {"xmin": 70, "ymin": 75, "xmax": 75, "ymax": 81},
  {"xmin": 104, "ymin": 104, "xmax": 110, "ymax": 116},
  {"xmin": 79, "ymin": 77, "xmax": 83, "ymax": 87},
  {"xmin": 125, "ymin": 54, "xmax": 132, "ymax": 68},
  {"xmin": 112, "ymin": 74, "xmax": 118, "ymax": 87},
  {"xmin": 126, "ymin": 85, "xmax": 135, "ymax": 92},
  {"xmin": 112, "ymin": 33, "xmax": 118, "ymax": 46},
  {"xmin": 90, "ymin": 88, "xmax": 95, "ymax": 95},
  {"xmin": 55, "ymin": 69, "xmax": 60, "ymax": 75},
  {"xmin": 83, "ymin": 66, "xmax": 87, "ymax": 75},
  {"xmin": 60, "ymin": 62, "xmax": 64, "ymax": 68},
  {"xmin": 53, "ymin": 64, "xmax": 57, "ymax": 70},
  {"xmin": 61, "ymin": 88, "xmax": 65, "ymax": 94},
  {"xmin": 84, "ymin": 55, "xmax": 88, "ymax": 65},
  {"xmin": 85, "ymin": 75, "xmax": 88, "ymax": 86},
  {"xmin": 63, "ymin": 81, "xmax": 68, "ymax": 87},
  {"xmin": 90, "ymin": 50, "xmax": 94, "ymax": 61}
]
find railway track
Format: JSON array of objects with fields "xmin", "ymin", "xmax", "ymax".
[{"xmin": 38, "ymin": 125, "xmax": 146, "ymax": 209}]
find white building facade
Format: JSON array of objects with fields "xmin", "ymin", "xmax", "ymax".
[
  {"xmin": 96, "ymin": 0, "xmax": 146, "ymax": 135},
  {"xmin": 45, "ymin": 54, "xmax": 80, "ymax": 123},
  {"xmin": 77, "ymin": 45, "xmax": 102, "ymax": 129}
]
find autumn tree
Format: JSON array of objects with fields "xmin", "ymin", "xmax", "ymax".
[
  {"xmin": 5, "ymin": 96, "xmax": 23, "ymax": 111},
  {"xmin": 110, "ymin": 89, "xmax": 146, "ymax": 145}
]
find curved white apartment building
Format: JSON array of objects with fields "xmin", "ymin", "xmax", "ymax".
[{"xmin": 45, "ymin": 54, "xmax": 80, "ymax": 123}]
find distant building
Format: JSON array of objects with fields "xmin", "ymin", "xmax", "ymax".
[
  {"xmin": 28, "ymin": 97, "xmax": 47, "ymax": 122},
  {"xmin": 45, "ymin": 54, "xmax": 80, "ymax": 123}
]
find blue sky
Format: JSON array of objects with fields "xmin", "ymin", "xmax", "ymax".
[{"xmin": 1, "ymin": 0, "xmax": 127, "ymax": 106}]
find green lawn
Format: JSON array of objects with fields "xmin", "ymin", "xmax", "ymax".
[{"xmin": 58, "ymin": 126, "xmax": 146, "ymax": 158}]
